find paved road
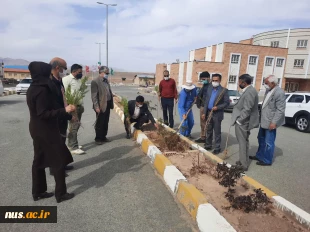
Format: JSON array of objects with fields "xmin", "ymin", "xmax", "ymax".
[
  {"xmin": 113, "ymin": 85, "xmax": 310, "ymax": 214},
  {"xmin": 0, "ymin": 92, "xmax": 197, "ymax": 232}
]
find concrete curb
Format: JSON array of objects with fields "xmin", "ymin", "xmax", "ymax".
[
  {"xmin": 1, "ymin": 89, "xmax": 16, "ymax": 96},
  {"xmin": 112, "ymin": 96, "xmax": 310, "ymax": 230}
]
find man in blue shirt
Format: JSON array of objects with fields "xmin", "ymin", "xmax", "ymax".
[{"xmin": 202, "ymin": 74, "xmax": 229, "ymax": 155}]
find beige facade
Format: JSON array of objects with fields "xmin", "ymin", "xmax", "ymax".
[{"xmin": 4, "ymin": 68, "xmax": 30, "ymax": 80}]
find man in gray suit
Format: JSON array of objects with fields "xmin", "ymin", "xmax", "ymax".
[
  {"xmin": 202, "ymin": 74, "xmax": 230, "ymax": 155},
  {"xmin": 91, "ymin": 66, "xmax": 114, "ymax": 145},
  {"xmin": 250, "ymin": 75, "xmax": 286, "ymax": 166},
  {"xmin": 231, "ymin": 74, "xmax": 259, "ymax": 171}
]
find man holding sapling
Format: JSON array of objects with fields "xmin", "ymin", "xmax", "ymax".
[
  {"xmin": 124, "ymin": 95, "xmax": 159, "ymax": 139},
  {"xmin": 63, "ymin": 64, "xmax": 85, "ymax": 155},
  {"xmin": 91, "ymin": 66, "xmax": 114, "ymax": 145}
]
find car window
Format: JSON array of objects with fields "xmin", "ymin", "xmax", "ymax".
[
  {"xmin": 306, "ymin": 95, "xmax": 310, "ymax": 103},
  {"xmin": 20, "ymin": 79, "xmax": 32, "ymax": 84},
  {"xmin": 287, "ymin": 94, "xmax": 304, "ymax": 103},
  {"xmin": 285, "ymin": 94, "xmax": 290, "ymax": 100},
  {"xmin": 227, "ymin": 90, "xmax": 240, "ymax": 97}
]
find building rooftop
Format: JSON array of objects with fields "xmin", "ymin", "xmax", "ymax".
[
  {"xmin": 4, "ymin": 65, "xmax": 29, "ymax": 70},
  {"xmin": 136, "ymin": 74, "xmax": 155, "ymax": 79},
  {"xmin": 4, "ymin": 68, "xmax": 30, "ymax": 73}
]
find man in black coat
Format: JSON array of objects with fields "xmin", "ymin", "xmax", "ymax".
[
  {"xmin": 124, "ymin": 95, "xmax": 158, "ymax": 138},
  {"xmin": 27, "ymin": 61, "xmax": 75, "ymax": 203}
]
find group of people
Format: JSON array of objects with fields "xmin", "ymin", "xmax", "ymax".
[
  {"xmin": 156, "ymin": 70, "xmax": 286, "ymax": 171},
  {"xmin": 27, "ymin": 58, "xmax": 115, "ymax": 203}
]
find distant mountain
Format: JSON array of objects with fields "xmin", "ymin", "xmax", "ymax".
[{"xmin": 0, "ymin": 57, "xmax": 30, "ymax": 66}]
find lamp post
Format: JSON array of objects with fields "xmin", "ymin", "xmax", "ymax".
[
  {"xmin": 97, "ymin": 2, "xmax": 117, "ymax": 69},
  {"xmin": 95, "ymin": 42, "xmax": 104, "ymax": 66}
]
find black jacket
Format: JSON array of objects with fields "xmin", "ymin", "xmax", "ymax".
[
  {"xmin": 127, "ymin": 100, "xmax": 156, "ymax": 124},
  {"xmin": 196, "ymin": 83, "xmax": 209, "ymax": 108}
]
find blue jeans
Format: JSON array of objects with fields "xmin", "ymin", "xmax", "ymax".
[
  {"xmin": 255, "ymin": 127, "xmax": 277, "ymax": 165},
  {"xmin": 178, "ymin": 110, "xmax": 194, "ymax": 137}
]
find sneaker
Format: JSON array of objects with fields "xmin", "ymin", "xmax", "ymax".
[
  {"xmin": 71, "ymin": 149, "xmax": 85, "ymax": 155},
  {"xmin": 79, "ymin": 145, "xmax": 83, "ymax": 149},
  {"xmin": 195, "ymin": 138, "xmax": 205, "ymax": 143}
]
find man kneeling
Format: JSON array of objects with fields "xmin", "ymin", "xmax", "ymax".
[{"xmin": 124, "ymin": 95, "xmax": 158, "ymax": 138}]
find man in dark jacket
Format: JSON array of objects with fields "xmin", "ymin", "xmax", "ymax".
[
  {"xmin": 195, "ymin": 71, "xmax": 211, "ymax": 143},
  {"xmin": 49, "ymin": 57, "xmax": 74, "ymax": 174},
  {"xmin": 124, "ymin": 95, "xmax": 158, "ymax": 138},
  {"xmin": 27, "ymin": 61, "xmax": 75, "ymax": 203}
]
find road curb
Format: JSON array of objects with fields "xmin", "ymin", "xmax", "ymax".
[{"xmin": 112, "ymin": 95, "xmax": 310, "ymax": 230}]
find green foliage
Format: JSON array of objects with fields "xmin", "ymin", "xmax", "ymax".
[
  {"xmin": 154, "ymin": 85, "xmax": 159, "ymax": 93},
  {"xmin": 120, "ymin": 97, "xmax": 129, "ymax": 117},
  {"xmin": 144, "ymin": 100, "xmax": 157, "ymax": 112},
  {"xmin": 65, "ymin": 77, "xmax": 89, "ymax": 106}
]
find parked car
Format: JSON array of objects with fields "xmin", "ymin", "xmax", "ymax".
[
  {"xmin": 226, "ymin": 90, "xmax": 241, "ymax": 111},
  {"xmin": 16, "ymin": 77, "xmax": 32, "ymax": 94},
  {"xmin": 0, "ymin": 79, "xmax": 4, "ymax": 96},
  {"xmin": 258, "ymin": 92, "xmax": 310, "ymax": 132}
]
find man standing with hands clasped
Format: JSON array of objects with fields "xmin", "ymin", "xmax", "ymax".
[
  {"xmin": 250, "ymin": 75, "xmax": 286, "ymax": 166},
  {"xmin": 158, "ymin": 70, "xmax": 178, "ymax": 128},
  {"xmin": 231, "ymin": 74, "xmax": 259, "ymax": 171},
  {"xmin": 91, "ymin": 66, "xmax": 114, "ymax": 145}
]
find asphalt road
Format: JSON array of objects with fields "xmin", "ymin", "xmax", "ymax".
[
  {"xmin": 0, "ymin": 91, "xmax": 197, "ymax": 232},
  {"xmin": 112, "ymin": 85, "xmax": 310, "ymax": 214}
]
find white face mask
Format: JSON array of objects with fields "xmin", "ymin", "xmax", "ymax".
[
  {"xmin": 164, "ymin": 77, "xmax": 169, "ymax": 81},
  {"xmin": 212, "ymin": 81, "xmax": 219, "ymax": 87},
  {"xmin": 264, "ymin": 84, "xmax": 270, "ymax": 90},
  {"xmin": 104, "ymin": 74, "xmax": 109, "ymax": 79}
]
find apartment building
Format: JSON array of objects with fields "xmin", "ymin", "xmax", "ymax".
[
  {"xmin": 156, "ymin": 43, "xmax": 287, "ymax": 93},
  {"xmin": 252, "ymin": 28, "xmax": 310, "ymax": 92}
]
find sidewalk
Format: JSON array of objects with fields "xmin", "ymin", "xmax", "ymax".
[{"xmin": 0, "ymin": 93, "xmax": 196, "ymax": 232}]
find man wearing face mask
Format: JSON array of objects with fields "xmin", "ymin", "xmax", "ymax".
[
  {"xmin": 62, "ymin": 64, "xmax": 85, "ymax": 155},
  {"xmin": 195, "ymin": 71, "xmax": 211, "ymax": 143},
  {"xmin": 250, "ymin": 75, "xmax": 286, "ymax": 166},
  {"xmin": 49, "ymin": 57, "xmax": 74, "ymax": 175},
  {"xmin": 201, "ymin": 74, "xmax": 230, "ymax": 155},
  {"xmin": 124, "ymin": 95, "xmax": 159, "ymax": 138},
  {"xmin": 158, "ymin": 70, "xmax": 178, "ymax": 128},
  {"xmin": 91, "ymin": 66, "xmax": 114, "ymax": 145},
  {"xmin": 231, "ymin": 74, "xmax": 259, "ymax": 171}
]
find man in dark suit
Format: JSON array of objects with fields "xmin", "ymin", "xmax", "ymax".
[
  {"xmin": 202, "ymin": 73, "xmax": 230, "ymax": 155},
  {"xmin": 124, "ymin": 95, "xmax": 159, "ymax": 138}
]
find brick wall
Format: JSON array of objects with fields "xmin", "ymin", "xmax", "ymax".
[
  {"xmin": 211, "ymin": 45, "xmax": 217, "ymax": 62},
  {"xmin": 155, "ymin": 63, "xmax": 167, "ymax": 85},
  {"xmin": 239, "ymin": 38, "xmax": 253, "ymax": 45},
  {"xmin": 170, "ymin": 63, "xmax": 179, "ymax": 81},
  {"xmin": 194, "ymin": 47, "xmax": 206, "ymax": 61}
]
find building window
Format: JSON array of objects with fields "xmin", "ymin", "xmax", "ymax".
[
  {"xmin": 265, "ymin": 57, "xmax": 273, "ymax": 66},
  {"xmin": 249, "ymin": 56, "xmax": 257, "ymax": 65},
  {"xmin": 271, "ymin": 41, "xmax": 279, "ymax": 48},
  {"xmin": 297, "ymin": 40, "xmax": 308, "ymax": 48},
  {"xmin": 276, "ymin": 58, "xmax": 284, "ymax": 67},
  {"xmin": 294, "ymin": 59, "xmax": 304, "ymax": 68},
  {"xmin": 14, "ymin": 73, "xmax": 17, "ymax": 77},
  {"xmin": 231, "ymin": 54, "xmax": 240, "ymax": 64},
  {"xmin": 228, "ymin": 75, "xmax": 237, "ymax": 83}
]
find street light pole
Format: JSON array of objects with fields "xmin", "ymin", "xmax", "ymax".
[
  {"xmin": 97, "ymin": 2, "xmax": 117, "ymax": 69},
  {"xmin": 95, "ymin": 42, "xmax": 104, "ymax": 65}
]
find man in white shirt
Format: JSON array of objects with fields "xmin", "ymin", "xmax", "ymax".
[{"xmin": 62, "ymin": 64, "xmax": 85, "ymax": 155}]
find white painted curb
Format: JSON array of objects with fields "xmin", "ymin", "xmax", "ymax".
[
  {"xmin": 147, "ymin": 145, "xmax": 162, "ymax": 163},
  {"xmin": 197, "ymin": 204, "xmax": 237, "ymax": 232},
  {"xmin": 137, "ymin": 133, "xmax": 148, "ymax": 144},
  {"xmin": 163, "ymin": 166, "xmax": 187, "ymax": 193}
]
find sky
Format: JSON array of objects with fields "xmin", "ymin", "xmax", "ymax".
[{"xmin": 0, "ymin": 0, "xmax": 309, "ymax": 72}]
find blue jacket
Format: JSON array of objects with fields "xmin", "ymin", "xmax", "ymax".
[{"xmin": 178, "ymin": 88, "xmax": 197, "ymax": 116}]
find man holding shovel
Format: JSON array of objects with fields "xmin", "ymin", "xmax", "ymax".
[{"xmin": 178, "ymin": 82, "xmax": 197, "ymax": 137}]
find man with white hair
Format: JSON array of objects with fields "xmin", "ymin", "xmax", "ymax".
[{"xmin": 250, "ymin": 75, "xmax": 286, "ymax": 166}]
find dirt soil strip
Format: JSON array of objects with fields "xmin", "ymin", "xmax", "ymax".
[{"xmin": 112, "ymin": 94, "xmax": 310, "ymax": 231}]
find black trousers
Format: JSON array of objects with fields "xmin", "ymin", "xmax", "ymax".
[
  {"xmin": 95, "ymin": 104, "xmax": 111, "ymax": 141},
  {"xmin": 124, "ymin": 115, "xmax": 149, "ymax": 134},
  {"xmin": 161, "ymin": 97, "xmax": 174, "ymax": 128},
  {"xmin": 205, "ymin": 111, "xmax": 222, "ymax": 151},
  {"xmin": 32, "ymin": 140, "xmax": 67, "ymax": 199}
]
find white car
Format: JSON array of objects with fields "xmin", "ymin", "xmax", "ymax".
[
  {"xmin": 16, "ymin": 77, "xmax": 32, "ymax": 94},
  {"xmin": 0, "ymin": 79, "xmax": 4, "ymax": 96},
  {"xmin": 226, "ymin": 90, "xmax": 241, "ymax": 111},
  {"xmin": 258, "ymin": 92, "xmax": 310, "ymax": 132}
]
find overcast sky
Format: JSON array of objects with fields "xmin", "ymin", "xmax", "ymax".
[{"xmin": 0, "ymin": 0, "xmax": 309, "ymax": 72}]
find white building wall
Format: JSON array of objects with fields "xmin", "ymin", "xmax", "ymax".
[
  {"xmin": 261, "ymin": 56, "xmax": 275, "ymax": 90},
  {"xmin": 246, "ymin": 55, "xmax": 259, "ymax": 88},
  {"xmin": 178, "ymin": 62, "xmax": 185, "ymax": 88},
  {"xmin": 227, "ymin": 53, "xmax": 241, "ymax": 90},
  {"xmin": 205, "ymin": 46, "xmax": 212, "ymax": 61},
  {"xmin": 167, "ymin": 64, "xmax": 171, "ymax": 74},
  {"xmin": 189, "ymin": 50, "xmax": 195, "ymax": 62},
  {"xmin": 186, "ymin": 61, "xmax": 193, "ymax": 82},
  {"xmin": 274, "ymin": 57, "xmax": 286, "ymax": 87},
  {"xmin": 215, "ymin": 43, "xmax": 224, "ymax": 62}
]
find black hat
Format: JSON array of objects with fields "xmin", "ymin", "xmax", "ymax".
[{"xmin": 200, "ymin": 71, "xmax": 210, "ymax": 78}]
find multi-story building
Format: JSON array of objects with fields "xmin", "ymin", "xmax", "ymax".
[
  {"xmin": 252, "ymin": 28, "xmax": 310, "ymax": 92},
  {"xmin": 155, "ymin": 28, "xmax": 310, "ymax": 93}
]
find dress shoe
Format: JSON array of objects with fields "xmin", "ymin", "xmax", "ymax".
[
  {"xmin": 249, "ymin": 156, "xmax": 259, "ymax": 161},
  {"xmin": 33, "ymin": 192, "xmax": 54, "ymax": 201},
  {"xmin": 102, "ymin": 137, "xmax": 111, "ymax": 142},
  {"xmin": 65, "ymin": 165, "xmax": 74, "ymax": 171},
  {"xmin": 195, "ymin": 138, "xmax": 205, "ymax": 143},
  {"xmin": 213, "ymin": 150, "xmax": 221, "ymax": 155},
  {"xmin": 56, "ymin": 193, "xmax": 75, "ymax": 203},
  {"xmin": 126, "ymin": 134, "xmax": 131, "ymax": 139},
  {"xmin": 256, "ymin": 161, "xmax": 272, "ymax": 166},
  {"xmin": 204, "ymin": 147, "xmax": 212, "ymax": 151},
  {"xmin": 95, "ymin": 140, "xmax": 104, "ymax": 145}
]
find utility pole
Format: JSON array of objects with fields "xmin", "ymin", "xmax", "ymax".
[{"xmin": 95, "ymin": 42, "xmax": 104, "ymax": 66}]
